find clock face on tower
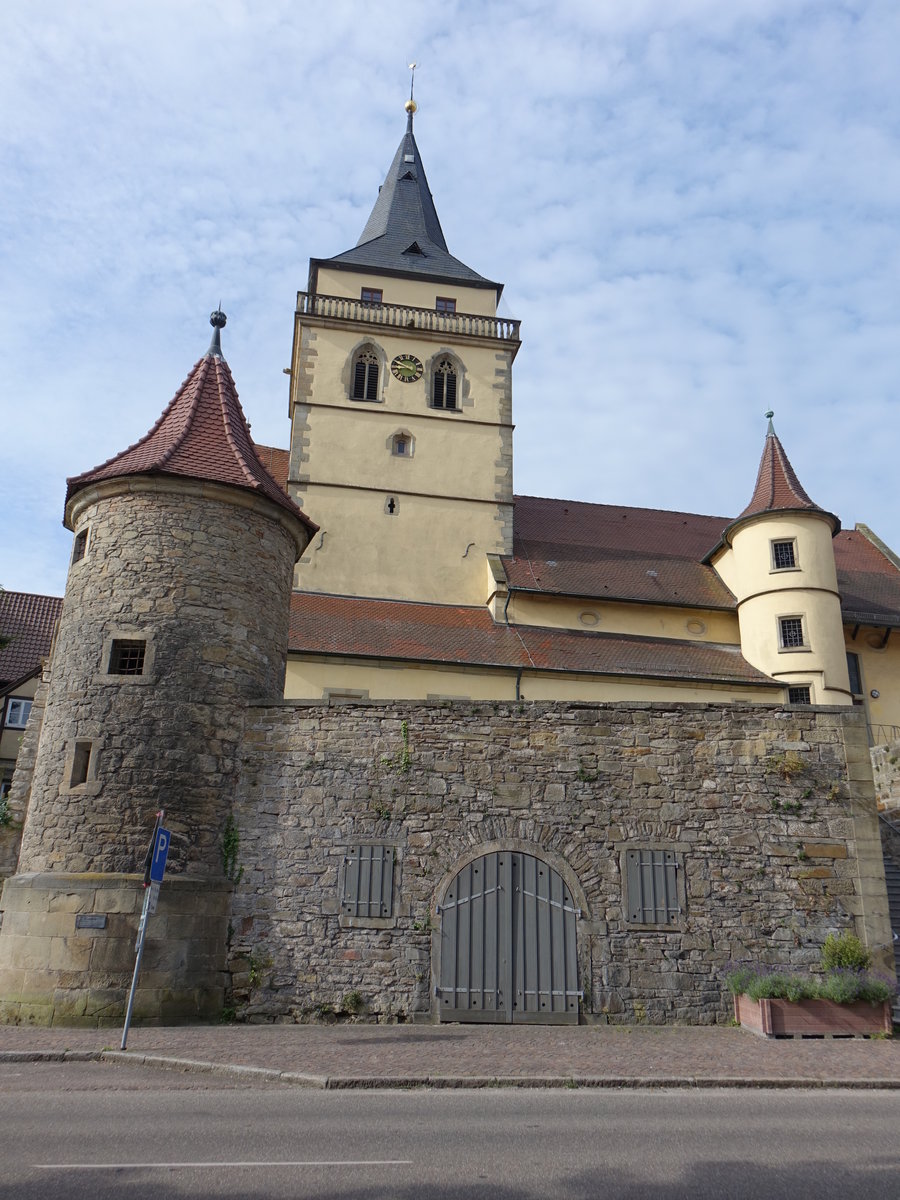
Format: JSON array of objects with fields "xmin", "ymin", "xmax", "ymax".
[{"xmin": 390, "ymin": 353, "xmax": 424, "ymax": 382}]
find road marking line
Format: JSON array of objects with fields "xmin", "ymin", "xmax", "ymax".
[{"xmin": 36, "ymin": 1160, "xmax": 413, "ymax": 1169}]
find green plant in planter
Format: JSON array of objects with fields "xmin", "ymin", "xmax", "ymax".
[{"xmin": 821, "ymin": 931, "xmax": 870, "ymax": 972}]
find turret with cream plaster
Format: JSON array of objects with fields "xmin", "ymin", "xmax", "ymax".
[{"xmin": 710, "ymin": 414, "xmax": 852, "ymax": 705}]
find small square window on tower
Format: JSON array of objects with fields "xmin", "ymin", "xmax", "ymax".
[
  {"xmin": 779, "ymin": 616, "xmax": 806, "ymax": 650},
  {"xmin": 108, "ymin": 639, "xmax": 146, "ymax": 675},
  {"xmin": 360, "ymin": 288, "xmax": 383, "ymax": 305},
  {"xmin": 771, "ymin": 539, "xmax": 796, "ymax": 570},
  {"xmin": 435, "ymin": 296, "xmax": 456, "ymax": 314}
]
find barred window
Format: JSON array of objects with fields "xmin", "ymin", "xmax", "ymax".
[
  {"xmin": 772, "ymin": 540, "xmax": 796, "ymax": 569},
  {"xmin": 779, "ymin": 617, "xmax": 805, "ymax": 649},
  {"xmin": 432, "ymin": 357, "xmax": 458, "ymax": 410},
  {"xmin": 352, "ymin": 349, "xmax": 380, "ymax": 401},
  {"xmin": 788, "ymin": 686, "xmax": 811, "ymax": 705},
  {"xmin": 108, "ymin": 639, "xmax": 146, "ymax": 676}
]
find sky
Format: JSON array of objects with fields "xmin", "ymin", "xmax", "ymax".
[{"xmin": 2, "ymin": 0, "xmax": 899, "ymax": 598}]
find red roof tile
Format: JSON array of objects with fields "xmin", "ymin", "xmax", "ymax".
[
  {"xmin": 504, "ymin": 496, "xmax": 736, "ymax": 609},
  {"xmin": 738, "ymin": 429, "xmax": 829, "ymax": 523},
  {"xmin": 289, "ymin": 592, "xmax": 780, "ymax": 688},
  {"xmin": 254, "ymin": 444, "xmax": 290, "ymax": 492},
  {"xmin": 0, "ymin": 591, "xmax": 63, "ymax": 690},
  {"xmin": 833, "ymin": 528, "xmax": 900, "ymax": 625},
  {"xmin": 65, "ymin": 356, "xmax": 316, "ymax": 534}
]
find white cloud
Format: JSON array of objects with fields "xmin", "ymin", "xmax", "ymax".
[{"xmin": 1, "ymin": 0, "xmax": 899, "ymax": 595}]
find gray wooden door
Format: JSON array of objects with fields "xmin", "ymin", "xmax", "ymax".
[{"xmin": 438, "ymin": 852, "xmax": 579, "ymax": 1024}]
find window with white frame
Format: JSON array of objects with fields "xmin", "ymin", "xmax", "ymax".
[{"xmin": 4, "ymin": 697, "xmax": 32, "ymax": 729}]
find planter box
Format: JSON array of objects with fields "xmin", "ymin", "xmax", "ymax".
[{"xmin": 734, "ymin": 992, "xmax": 892, "ymax": 1038}]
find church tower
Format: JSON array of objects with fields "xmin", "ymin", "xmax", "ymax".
[
  {"xmin": 286, "ymin": 99, "xmax": 520, "ymax": 606},
  {"xmin": 709, "ymin": 414, "xmax": 852, "ymax": 706}
]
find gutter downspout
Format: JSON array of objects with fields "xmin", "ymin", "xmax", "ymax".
[{"xmin": 504, "ymin": 587, "xmax": 525, "ymax": 701}]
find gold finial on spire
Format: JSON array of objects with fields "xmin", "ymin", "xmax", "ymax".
[{"xmin": 405, "ymin": 61, "xmax": 418, "ymax": 115}]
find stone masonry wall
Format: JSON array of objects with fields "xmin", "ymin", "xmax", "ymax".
[
  {"xmin": 228, "ymin": 700, "xmax": 892, "ymax": 1026},
  {"xmin": 872, "ymin": 736, "xmax": 900, "ymax": 815},
  {"xmin": 16, "ymin": 482, "xmax": 298, "ymax": 877}
]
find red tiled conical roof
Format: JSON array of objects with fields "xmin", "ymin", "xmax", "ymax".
[
  {"xmin": 65, "ymin": 319, "xmax": 317, "ymax": 537},
  {"xmin": 739, "ymin": 424, "xmax": 820, "ymax": 520}
]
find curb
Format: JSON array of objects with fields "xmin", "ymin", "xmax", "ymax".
[{"xmin": 3, "ymin": 1049, "xmax": 900, "ymax": 1090}]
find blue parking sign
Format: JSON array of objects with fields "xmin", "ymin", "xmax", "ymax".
[{"xmin": 149, "ymin": 826, "xmax": 170, "ymax": 883}]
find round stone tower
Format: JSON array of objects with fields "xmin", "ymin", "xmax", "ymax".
[
  {"xmin": 0, "ymin": 313, "xmax": 316, "ymax": 1026},
  {"xmin": 710, "ymin": 414, "xmax": 851, "ymax": 706}
]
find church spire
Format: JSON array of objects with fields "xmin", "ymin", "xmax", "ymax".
[{"xmin": 320, "ymin": 92, "xmax": 502, "ymax": 297}]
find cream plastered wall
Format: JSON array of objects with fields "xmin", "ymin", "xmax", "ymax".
[
  {"xmin": 503, "ymin": 592, "xmax": 740, "ymax": 644},
  {"xmin": 292, "ymin": 489, "xmax": 509, "ymax": 604},
  {"xmin": 288, "ymin": 295, "xmax": 514, "ymax": 604},
  {"xmin": 0, "ymin": 675, "xmax": 39, "ymax": 766},
  {"xmin": 845, "ymin": 632, "xmax": 900, "ymax": 734},
  {"xmin": 314, "ymin": 267, "xmax": 498, "ymax": 317},
  {"xmin": 714, "ymin": 514, "xmax": 851, "ymax": 704},
  {"xmin": 284, "ymin": 655, "xmax": 781, "ymax": 706}
]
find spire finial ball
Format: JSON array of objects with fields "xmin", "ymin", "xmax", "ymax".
[
  {"xmin": 405, "ymin": 99, "xmax": 417, "ymax": 114},
  {"xmin": 210, "ymin": 310, "xmax": 227, "ymax": 329},
  {"xmin": 765, "ymin": 410, "xmax": 774, "ymax": 419}
]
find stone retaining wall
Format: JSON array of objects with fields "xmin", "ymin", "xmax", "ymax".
[{"xmin": 227, "ymin": 700, "xmax": 893, "ymax": 1026}]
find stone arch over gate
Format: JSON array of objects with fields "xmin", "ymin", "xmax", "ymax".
[{"xmin": 432, "ymin": 841, "xmax": 591, "ymax": 1025}]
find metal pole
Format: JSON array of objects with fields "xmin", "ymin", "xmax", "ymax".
[
  {"xmin": 121, "ymin": 809, "xmax": 164, "ymax": 1051},
  {"xmin": 121, "ymin": 886, "xmax": 151, "ymax": 1050}
]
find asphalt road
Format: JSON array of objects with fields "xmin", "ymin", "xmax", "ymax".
[{"xmin": 2, "ymin": 1061, "xmax": 899, "ymax": 1199}]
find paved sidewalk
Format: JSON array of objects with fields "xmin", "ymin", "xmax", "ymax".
[{"xmin": 2, "ymin": 1021, "xmax": 899, "ymax": 1088}]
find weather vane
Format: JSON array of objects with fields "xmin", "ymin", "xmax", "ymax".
[{"xmin": 406, "ymin": 61, "xmax": 418, "ymax": 116}]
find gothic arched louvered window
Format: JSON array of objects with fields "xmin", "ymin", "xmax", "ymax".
[
  {"xmin": 352, "ymin": 348, "xmax": 380, "ymax": 401},
  {"xmin": 432, "ymin": 357, "xmax": 458, "ymax": 410}
]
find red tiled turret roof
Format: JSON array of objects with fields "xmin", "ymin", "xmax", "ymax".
[
  {"xmin": 736, "ymin": 414, "xmax": 837, "ymax": 532},
  {"xmin": 0, "ymin": 590, "xmax": 63, "ymax": 690},
  {"xmin": 65, "ymin": 316, "xmax": 317, "ymax": 536}
]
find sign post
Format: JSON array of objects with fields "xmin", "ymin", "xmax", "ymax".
[{"xmin": 121, "ymin": 811, "xmax": 170, "ymax": 1050}]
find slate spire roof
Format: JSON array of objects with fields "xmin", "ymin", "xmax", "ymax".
[
  {"xmin": 65, "ymin": 313, "xmax": 317, "ymax": 535},
  {"xmin": 320, "ymin": 109, "xmax": 502, "ymax": 297}
]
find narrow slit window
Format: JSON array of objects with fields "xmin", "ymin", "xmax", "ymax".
[
  {"xmin": 72, "ymin": 529, "xmax": 89, "ymax": 563},
  {"xmin": 432, "ymin": 358, "xmax": 458, "ymax": 410},
  {"xmin": 108, "ymin": 639, "xmax": 146, "ymax": 676},
  {"xmin": 846, "ymin": 651, "xmax": 862, "ymax": 696},
  {"xmin": 71, "ymin": 741, "xmax": 92, "ymax": 787}
]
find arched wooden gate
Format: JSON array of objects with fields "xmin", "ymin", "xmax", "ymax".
[{"xmin": 437, "ymin": 851, "xmax": 580, "ymax": 1024}]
